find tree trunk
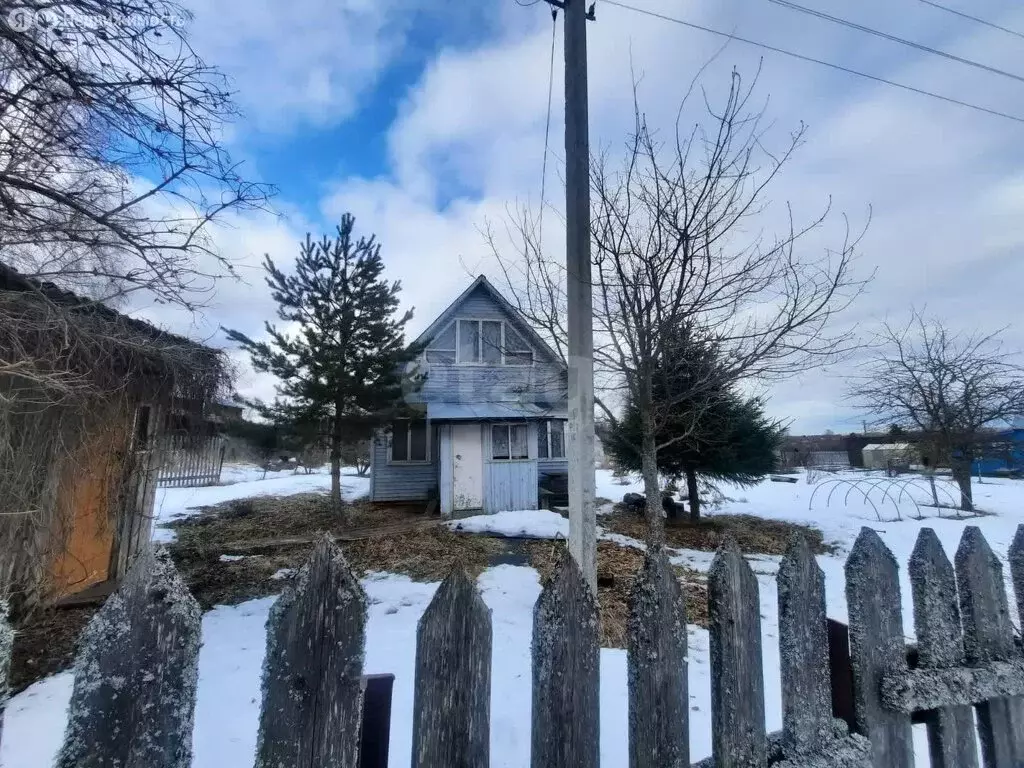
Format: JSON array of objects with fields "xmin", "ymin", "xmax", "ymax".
[
  {"xmin": 951, "ymin": 457, "xmax": 974, "ymax": 513},
  {"xmin": 330, "ymin": 408, "xmax": 344, "ymax": 518},
  {"xmin": 640, "ymin": 413, "xmax": 664, "ymax": 546},
  {"xmin": 686, "ymin": 466, "xmax": 701, "ymax": 522}
]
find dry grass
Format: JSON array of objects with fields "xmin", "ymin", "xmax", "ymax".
[
  {"xmin": 524, "ymin": 539, "xmax": 708, "ymax": 648},
  {"xmin": 601, "ymin": 508, "xmax": 835, "ymax": 556},
  {"xmin": 167, "ymin": 493, "xmax": 505, "ymax": 609}
]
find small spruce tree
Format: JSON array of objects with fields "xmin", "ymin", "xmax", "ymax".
[{"xmin": 226, "ymin": 214, "xmax": 421, "ymax": 515}]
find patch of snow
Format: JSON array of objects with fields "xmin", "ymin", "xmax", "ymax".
[
  {"xmin": 449, "ymin": 510, "xmax": 568, "ymax": 539},
  {"xmin": 597, "ymin": 530, "xmax": 646, "ymax": 551},
  {"xmin": 595, "ymin": 471, "xmax": 645, "ymax": 503},
  {"xmin": 218, "ymin": 555, "xmax": 246, "ymax": 563},
  {"xmin": 269, "ymin": 568, "xmax": 295, "ymax": 581}
]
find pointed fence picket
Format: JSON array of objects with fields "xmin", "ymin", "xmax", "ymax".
[
  {"xmin": 9, "ymin": 522, "xmax": 1024, "ymax": 767},
  {"xmin": 412, "ymin": 569, "xmax": 491, "ymax": 768}
]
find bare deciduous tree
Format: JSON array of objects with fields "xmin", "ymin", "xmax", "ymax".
[
  {"xmin": 491, "ymin": 69, "xmax": 868, "ymax": 542},
  {"xmin": 855, "ymin": 311, "xmax": 1024, "ymax": 512},
  {"xmin": 0, "ymin": 1, "xmax": 271, "ymax": 309}
]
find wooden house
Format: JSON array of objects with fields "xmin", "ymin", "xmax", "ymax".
[
  {"xmin": 370, "ymin": 276, "xmax": 569, "ymax": 516},
  {"xmin": 0, "ymin": 263, "xmax": 224, "ymax": 608}
]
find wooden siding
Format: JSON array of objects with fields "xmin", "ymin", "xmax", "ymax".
[
  {"xmin": 482, "ymin": 422, "xmax": 539, "ymax": 513},
  {"xmin": 484, "ymin": 460, "xmax": 539, "ymax": 513},
  {"xmin": 370, "ymin": 428, "xmax": 439, "ymax": 502},
  {"xmin": 414, "ymin": 285, "xmax": 567, "ymax": 408}
]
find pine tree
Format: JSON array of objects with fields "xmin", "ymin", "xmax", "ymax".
[
  {"xmin": 225, "ymin": 214, "xmax": 421, "ymax": 514},
  {"xmin": 603, "ymin": 350, "xmax": 785, "ymax": 522}
]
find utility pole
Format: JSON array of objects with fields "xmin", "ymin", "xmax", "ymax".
[{"xmin": 548, "ymin": 0, "xmax": 597, "ymax": 592}]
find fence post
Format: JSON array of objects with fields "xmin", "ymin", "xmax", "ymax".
[
  {"xmin": 532, "ymin": 550, "xmax": 599, "ymax": 768},
  {"xmin": 908, "ymin": 528, "xmax": 979, "ymax": 768},
  {"xmin": 411, "ymin": 569, "xmax": 491, "ymax": 768},
  {"xmin": 955, "ymin": 526, "xmax": 1024, "ymax": 767},
  {"xmin": 776, "ymin": 534, "xmax": 834, "ymax": 756},
  {"xmin": 845, "ymin": 527, "xmax": 914, "ymax": 768},
  {"xmin": 627, "ymin": 549, "xmax": 688, "ymax": 768},
  {"xmin": 1007, "ymin": 525, "xmax": 1024, "ymax": 647},
  {"xmin": 708, "ymin": 538, "xmax": 766, "ymax": 767},
  {"xmin": 255, "ymin": 537, "xmax": 367, "ymax": 768},
  {"xmin": 56, "ymin": 547, "xmax": 201, "ymax": 768},
  {"xmin": 0, "ymin": 602, "xmax": 11, "ymax": 750}
]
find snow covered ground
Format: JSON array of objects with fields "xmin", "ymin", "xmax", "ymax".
[{"xmin": 5, "ymin": 468, "xmax": 1024, "ymax": 766}]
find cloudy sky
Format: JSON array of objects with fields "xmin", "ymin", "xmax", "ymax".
[{"xmin": 138, "ymin": 0, "xmax": 1024, "ymax": 434}]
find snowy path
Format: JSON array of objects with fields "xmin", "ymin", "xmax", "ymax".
[{"xmin": 5, "ymin": 468, "xmax": 1024, "ymax": 766}]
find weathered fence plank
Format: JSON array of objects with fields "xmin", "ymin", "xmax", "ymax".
[
  {"xmin": 955, "ymin": 526, "xmax": 1024, "ymax": 767},
  {"xmin": 709, "ymin": 538, "xmax": 766, "ymax": 768},
  {"xmin": 845, "ymin": 527, "xmax": 914, "ymax": 768},
  {"xmin": 0, "ymin": 602, "xmax": 11, "ymax": 750},
  {"xmin": 907, "ymin": 527, "xmax": 979, "ymax": 768},
  {"xmin": 627, "ymin": 549, "xmax": 688, "ymax": 768},
  {"xmin": 255, "ymin": 537, "xmax": 368, "ymax": 768},
  {"xmin": 774, "ymin": 535, "xmax": 872, "ymax": 768},
  {"xmin": 411, "ymin": 569, "xmax": 491, "ymax": 768},
  {"xmin": 777, "ymin": 534, "xmax": 833, "ymax": 756},
  {"xmin": 532, "ymin": 551, "xmax": 599, "ymax": 768},
  {"xmin": 882, "ymin": 660, "xmax": 1024, "ymax": 711},
  {"xmin": 56, "ymin": 547, "xmax": 201, "ymax": 768},
  {"xmin": 1007, "ymin": 525, "xmax": 1024, "ymax": 645}
]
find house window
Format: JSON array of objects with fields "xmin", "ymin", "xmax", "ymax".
[
  {"xmin": 503, "ymin": 325, "xmax": 534, "ymax": 366},
  {"xmin": 425, "ymin": 323, "xmax": 456, "ymax": 364},
  {"xmin": 391, "ymin": 420, "xmax": 429, "ymax": 462},
  {"xmin": 492, "ymin": 423, "xmax": 529, "ymax": 460},
  {"xmin": 538, "ymin": 420, "xmax": 566, "ymax": 459},
  {"xmin": 433, "ymin": 319, "xmax": 534, "ymax": 366}
]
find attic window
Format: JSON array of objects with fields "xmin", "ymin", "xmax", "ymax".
[
  {"xmin": 427, "ymin": 319, "xmax": 535, "ymax": 366},
  {"xmin": 426, "ymin": 323, "xmax": 456, "ymax": 364}
]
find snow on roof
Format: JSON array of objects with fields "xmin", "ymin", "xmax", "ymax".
[{"xmin": 862, "ymin": 443, "xmax": 913, "ymax": 451}]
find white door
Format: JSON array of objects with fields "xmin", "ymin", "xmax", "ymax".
[{"xmin": 452, "ymin": 423, "xmax": 484, "ymax": 510}]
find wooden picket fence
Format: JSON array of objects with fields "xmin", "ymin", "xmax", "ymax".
[
  {"xmin": 4, "ymin": 525, "xmax": 1024, "ymax": 766},
  {"xmin": 157, "ymin": 431, "xmax": 226, "ymax": 488}
]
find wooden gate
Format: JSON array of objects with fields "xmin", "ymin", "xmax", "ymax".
[{"xmin": 156, "ymin": 431, "xmax": 225, "ymax": 488}]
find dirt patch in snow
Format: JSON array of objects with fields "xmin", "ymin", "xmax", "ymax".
[
  {"xmin": 600, "ymin": 509, "xmax": 835, "ymax": 556},
  {"xmin": 525, "ymin": 539, "xmax": 709, "ymax": 647}
]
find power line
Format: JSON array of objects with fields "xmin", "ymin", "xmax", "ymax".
[
  {"xmin": 769, "ymin": 0, "xmax": 1024, "ymax": 85},
  {"xmin": 601, "ymin": 0, "xmax": 1024, "ymax": 125},
  {"xmin": 539, "ymin": 8, "xmax": 558, "ymax": 249},
  {"xmin": 917, "ymin": 0, "xmax": 1024, "ymax": 42}
]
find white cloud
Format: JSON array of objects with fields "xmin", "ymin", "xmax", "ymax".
[
  {"xmin": 182, "ymin": 0, "xmax": 411, "ymax": 131},
  {"xmin": 159, "ymin": 0, "xmax": 1024, "ymax": 432}
]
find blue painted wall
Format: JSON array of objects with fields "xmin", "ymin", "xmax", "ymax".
[{"xmin": 971, "ymin": 428, "xmax": 1024, "ymax": 475}]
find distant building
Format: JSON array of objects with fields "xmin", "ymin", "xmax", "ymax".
[{"xmin": 862, "ymin": 443, "xmax": 916, "ymax": 470}]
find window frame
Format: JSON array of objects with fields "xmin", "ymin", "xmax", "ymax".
[
  {"xmin": 538, "ymin": 419, "xmax": 567, "ymax": 459},
  {"xmin": 388, "ymin": 419, "xmax": 431, "ymax": 464},
  {"xmin": 490, "ymin": 422, "xmax": 531, "ymax": 462},
  {"xmin": 425, "ymin": 318, "xmax": 536, "ymax": 367}
]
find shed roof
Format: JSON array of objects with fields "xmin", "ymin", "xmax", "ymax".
[{"xmin": 863, "ymin": 443, "xmax": 913, "ymax": 451}]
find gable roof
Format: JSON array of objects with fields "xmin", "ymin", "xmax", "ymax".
[{"xmin": 412, "ymin": 274, "xmax": 565, "ymax": 368}]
